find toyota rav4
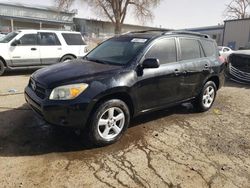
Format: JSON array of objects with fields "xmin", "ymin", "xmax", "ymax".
[{"xmin": 25, "ymin": 30, "xmax": 225, "ymax": 146}]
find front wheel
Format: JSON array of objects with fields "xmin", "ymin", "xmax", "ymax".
[
  {"xmin": 60, "ymin": 55, "xmax": 75, "ymax": 63},
  {"xmin": 89, "ymin": 99, "xmax": 130, "ymax": 146},
  {"xmin": 194, "ymin": 81, "xmax": 217, "ymax": 112},
  {"xmin": 0, "ymin": 60, "xmax": 5, "ymax": 76}
]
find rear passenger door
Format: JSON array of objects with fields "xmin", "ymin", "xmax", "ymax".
[
  {"xmin": 136, "ymin": 38, "xmax": 183, "ymax": 111},
  {"xmin": 178, "ymin": 37, "xmax": 211, "ymax": 99},
  {"xmin": 38, "ymin": 32, "xmax": 63, "ymax": 65}
]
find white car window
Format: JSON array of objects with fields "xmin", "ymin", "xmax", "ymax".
[
  {"xmin": 19, "ymin": 34, "xmax": 37, "ymax": 46},
  {"xmin": 39, "ymin": 32, "xmax": 61, "ymax": 46}
]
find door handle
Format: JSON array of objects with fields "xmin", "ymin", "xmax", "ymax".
[
  {"xmin": 174, "ymin": 69, "xmax": 181, "ymax": 76},
  {"xmin": 31, "ymin": 48, "xmax": 37, "ymax": 51},
  {"xmin": 203, "ymin": 64, "xmax": 210, "ymax": 72},
  {"xmin": 58, "ymin": 47, "xmax": 62, "ymax": 50},
  {"xmin": 183, "ymin": 70, "xmax": 188, "ymax": 76},
  {"xmin": 204, "ymin": 64, "xmax": 210, "ymax": 70}
]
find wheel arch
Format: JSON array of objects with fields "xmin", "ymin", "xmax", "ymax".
[
  {"xmin": 0, "ymin": 56, "xmax": 7, "ymax": 67},
  {"xmin": 205, "ymin": 75, "xmax": 220, "ymax": 90},
  {"xmin": 87, "ymin": 91, "xmax": 135, "ymax": 127},
  {"xmin": 60, "ymin": 54, "xmax": 77, "ymax": 62}
]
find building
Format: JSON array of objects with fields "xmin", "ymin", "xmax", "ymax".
[
  {"xmin": 0, "ymin": 2, "xmax": 76, "ymax": 33},
  {"xmin": 1, "ymin": 2, "xmax": 250, "ymax": 51},
  {"xmin": 223, "ymin": 18, "xmax": 250, "ymax": 50},
  {"xmin": 0, "ymin": 2, "xmax": 167, "ymax": 37},
  {"xmin": 187, "ymin": 25, "xmax": 224, "ymax": 45},
  {"xmin": 74, "ymin": 18, "xmax": 167, "ymax": 38}
]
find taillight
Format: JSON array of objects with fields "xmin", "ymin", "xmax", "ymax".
[{"xmin": 218, "ymin": 56, "xmax": 226, "ymax": 64}]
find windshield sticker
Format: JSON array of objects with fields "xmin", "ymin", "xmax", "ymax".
[{"xmin": 131, "ymin": 38, "xmax": 148, "ymax": 43}]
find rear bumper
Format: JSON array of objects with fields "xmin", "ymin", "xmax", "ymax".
[
  {"xmin": 219, "ymin": 71, "xmax": 225, "ymax": 89},
  {"xmin": 25, "ymin": 86, "xmax": 92, "ymax": 129}
]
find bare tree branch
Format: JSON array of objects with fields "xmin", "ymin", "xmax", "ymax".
[
  {"xmin": 55, "ymin": 0, "xmax": 162, "ymax": 34},
  {"xmin": 224, "ymin": 0, "xmax": 250, "ymax": 20}
]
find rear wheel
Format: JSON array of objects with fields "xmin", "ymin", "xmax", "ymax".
[
  {"xmin": 194, "ymin": 81, "xmax": 217, "ymax": 112},
  {"xmin": 60, "ymin": 55, "xmax": 75, "ymax": 63},
  {"xmin": 0, "ymin": 60, "xmax": 6, "ymax": 76},
  {"xmin": 89, "ymin": 99, "xmax": 130, "ymax": 146}
]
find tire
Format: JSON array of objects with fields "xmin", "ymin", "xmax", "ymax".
[
  {"xmin": 0, "ymin": 60, "xmax": 6, "ymax": 76},
  {"xmin": 60, "ymin": 55, "xmax": 75, "ymax": 63},
  {"xmin": 89, "ymin": 99, "xmax": 130, "ymax": 146},
  {"xmin": 194, "ymin": 81, "xmax": 217, "ymax": 112}
]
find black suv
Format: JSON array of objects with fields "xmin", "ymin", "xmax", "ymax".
[{"xmin": 25, "ymin": 30, "xmax": 225, "ymax": 146}]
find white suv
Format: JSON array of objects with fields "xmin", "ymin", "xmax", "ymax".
[{"xmin": 0, "ymin": 30, "xmax": 88, "ymax": 75}]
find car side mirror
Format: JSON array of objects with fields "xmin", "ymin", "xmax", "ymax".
[
  {"xmin": 142, "ymin": 58, "xmax": 160, "ymax": 69},
  {"xmin": 11, "ymin": 39, "xmax": 20, "ymax": 46}
]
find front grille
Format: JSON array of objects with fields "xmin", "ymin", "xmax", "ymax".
[
  {"xmin": 29, "ymin": 79, "xmax": 46, "ymax": 99},
  {"xmin": 229, "ymin": 64, "xmax": 250, "ymax": 82},
  {"xmin": 230, "ymin": 55, "xmax": 250, "ymax": 73},
  {"xmin": 31, "ymin": 103, "xmax": 43, "ymax": 117}
]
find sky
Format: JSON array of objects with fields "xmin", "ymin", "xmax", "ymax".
[{"xmin": 0, "ymin": 0, "xmax": 232, "ymax": 29}]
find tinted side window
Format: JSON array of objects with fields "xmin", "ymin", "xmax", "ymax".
[
  {"xmin": 201, "ymin": 40, "xmax": 216, "ymax": 57},
  {"xmin": 39, "ymin": 32, "xmax": 61, "ymax": 46},
  {"xmin": 62, "ymin": 33, "xmax": 86, "ymax": 45},
  {"xmin": 180, "ymin": 38, "xmax": 201, "ymax": 60},
  {"xmin": 145, "ymin": 38, "xmax": 177, "ymax": 64},
  {"xmin": 19, "ymin": 34, "xmax": 37, "ymax": 45}
]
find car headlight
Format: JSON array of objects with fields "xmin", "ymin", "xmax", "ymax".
[{"xmin": 49, "ymin": 83, "xmax": 88, "ymax": 100}]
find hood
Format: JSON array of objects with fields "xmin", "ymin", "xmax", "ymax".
[
  {"xmin": 32, "ymin": 59, "xmax": 122, "ymax": 88},
  {"xmin": 232, "ymin": 50, "xmax": 250, "ymax": 56},
  {"xmin": 0, "ymin": 43, "xmax": 8, "ymax": 47}
]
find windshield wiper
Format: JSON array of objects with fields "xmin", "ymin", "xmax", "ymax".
[
  {"xmin": 85, "ymin": 57, "xmax": 124, "ymax": 66},
  {"xmin": 86, "ymin": 57, "xmax": 109, "ymax": 65}
]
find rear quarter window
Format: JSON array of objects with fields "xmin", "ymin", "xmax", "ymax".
[
  {"xmin": 62, "ymin": 33, "xmax": 86, "ymax": 45},
  {"xmin": 201, "ymin": 40, "xmax": 217, "ymax": 57}
]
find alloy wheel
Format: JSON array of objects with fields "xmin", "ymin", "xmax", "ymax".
[
  {"xmin": 97, "ymin": 107, "xmax": 125, "ymax": 140},
  {"xmin": 202, "ymin": 86, "xmax": 215, "ymax": 108}
]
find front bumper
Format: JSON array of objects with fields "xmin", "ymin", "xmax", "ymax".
[{"xmin": 25, "ymin": 86, "xmax": 92, "ymax": 129}]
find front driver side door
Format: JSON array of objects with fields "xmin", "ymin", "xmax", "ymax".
[
  {"xmin": 135, "ymin": 37, "xmax": 183, "ymax": 112},
  {"xmin": 9, "ymin": 33, "xmax": 40, "ymax": 66}
]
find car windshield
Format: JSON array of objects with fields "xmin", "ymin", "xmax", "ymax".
[
  {"xmin": 86, "ymin": 37, "xmax": 148, "ymax": 65},
  {"xmin": 0, "ymin": 32, "xmax": 19, "ymax": 43}
]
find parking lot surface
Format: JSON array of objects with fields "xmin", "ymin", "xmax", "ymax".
[{"xmin": 0, "ymin": 71, "xmax": 250, "ymax": 188}]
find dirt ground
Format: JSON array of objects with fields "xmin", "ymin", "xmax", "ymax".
[{"xmin": 0, "ymin": 71, "xmax": 249, "ymax": 188}]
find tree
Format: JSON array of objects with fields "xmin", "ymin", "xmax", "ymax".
[
  {"xmin": 224, "ymin": 0, "xmax": 250, "ymax": 19},
  {"xmin": 56, "ymin": 0, "xmax": 161, "ymax": 34}
]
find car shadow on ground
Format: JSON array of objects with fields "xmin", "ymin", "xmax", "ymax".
[
  {"xmin": 225, "ymin": 79, "xmax": 250, "ymax": 89},
  {"xmin": 0, "ymin": 103, "xmax": 196, "ymax": 157}
]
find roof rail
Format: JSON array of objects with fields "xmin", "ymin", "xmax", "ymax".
[
  {"xmin": 164, "ymin": 30, "xmax": 210, "ymax": 38},
  {"xmin": 128, "ymin": 29, "xmax": 172, "ymax": 34}
]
